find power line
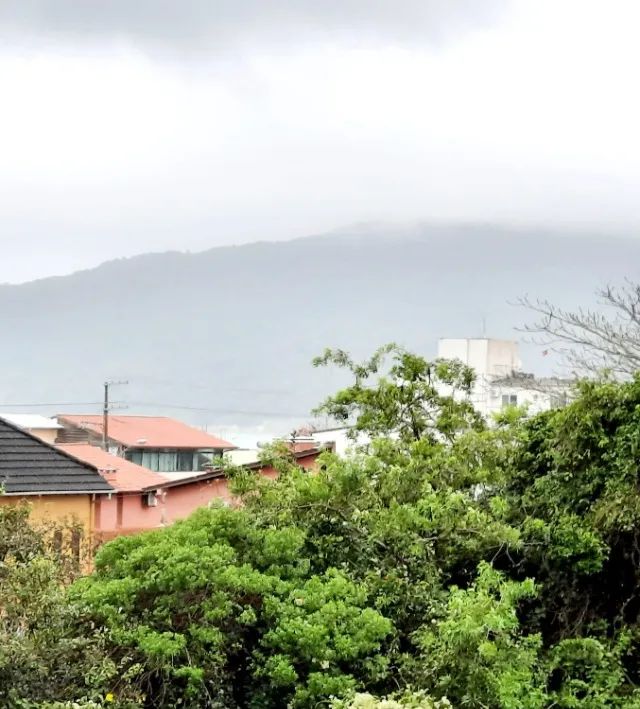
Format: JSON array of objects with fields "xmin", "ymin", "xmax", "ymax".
[
  {"xmin": 131, "ymin": 374, "xmax": 291, "ymax": 396},
  {"xmin": 0, "ymin": 400, "xmax": 308, "ymax": 419},
  {"xmin": 127, "ymin": 401, "xmax": 309, "ymax": 418}
]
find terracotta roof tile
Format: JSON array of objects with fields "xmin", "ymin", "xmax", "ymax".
[
  {"xmin": 57, "ymin": 443, "xmax": 166, "ymax": 493},
  {"xmin": 57, "ymin": 415, "xmax": 236, "ymax": 450}
]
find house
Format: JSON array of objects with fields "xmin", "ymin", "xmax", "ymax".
[
  {"xmin": 437, "ymin": 338, "xmax": 573, "ymax": 418},
  {"xmin": 488, "ymin": 372, "xmax": 571, "ymax": 413},
  {"xmin": 57, "ymin": 440, "xmax": 329, "ymax": 543},
  {"xmin": 0, "ymin": 416, "xmax": 113, "ymax": 545},
  {"xmin": 297, "ymin": 425, "xmax": 367, "ymax": 457},
  {"xmin": 56, "ymin": 443, "xmax": 169, "ymax": 543},
  {"xmin": 56, "ymin": 415, "xmax": 236, "ymax": 474},
  {"xmin": 0, "ymin": 413, "xmax": 63, "ymax": 444}
]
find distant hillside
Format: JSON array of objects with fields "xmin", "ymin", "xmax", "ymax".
[{"xmin": 0, "ymin": 223, "xmax": 637, "ymax": 432}]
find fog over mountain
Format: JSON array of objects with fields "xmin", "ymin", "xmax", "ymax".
[
  {"xmin": 2, "ymin": 2, "xmax": 640, "ymax": 286},
  {"xmin": 0, "ymin": 223, "xmax": 636, "ymax": 437}
]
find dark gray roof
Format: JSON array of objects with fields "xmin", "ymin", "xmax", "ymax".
[{"xmin": 0, "ymin": 417, "xmax": 113, "ymax": 495}]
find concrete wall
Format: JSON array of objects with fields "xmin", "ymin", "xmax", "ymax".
[
  {"xmin": 438, "ymin": 338, "xmax": 528, "ymax": 417},
  {"xmin": 311, "ymin": 428, "xmax": 370, "ymax": 456},
  {"xmin": 28, "ymin": 428, "xmax": 59, "ymax": 445},
  {"xmin": 486, "ymin": 339, "xmax": 521, "ymax": 376},
  {"xmin": 438, "ymin": 338, "xmax": 520, "ymax": 377}
]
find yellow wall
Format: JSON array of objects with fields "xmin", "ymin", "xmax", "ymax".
[
  {"xmin": 28, "ymin": 428, "xmax": 60, "ymax": 445},
  {"xmin": 0, "ymin": 493, "xmax": 93, "ymax": 535}
]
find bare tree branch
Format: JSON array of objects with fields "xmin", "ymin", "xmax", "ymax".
[{"xmin": 517, "ymin": 281, "xmax": 640, "ymax": 377}]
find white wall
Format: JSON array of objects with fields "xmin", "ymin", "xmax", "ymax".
[
  {"xmin": 311, "ymin": 428, "xmax": 370, "ymax": 456},
  {"xmin": 438, "ymin": 338, "xmax": 520, "ymax": 378},
  {"xmin": 437, "ymin": 338, "xmax": 569, "ymax": 419}
]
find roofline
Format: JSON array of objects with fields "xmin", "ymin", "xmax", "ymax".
[
  {"xmin": 56, "ymin": 415, "xmax": 237, "ymax": 450},
  {"xmin": 153, "ymin": 444, "xmax": 331, "ymax": 491},
  {"xmin": 1, "ymin": 490, "xmax": 114, "ymax": 496},
  {"xmin": 123, "ymin": 445, "xmax": 236, "ymax": 450},
  {"xmin": 0, "ymin": 415, "xmax": 63, "ymax": 430},
  {"xmin": 0, "ymin": 415, "xmax": 114, "ymax": 493},
  {"xmin": 309, "ymin": 425, "xmax": 353, "ymax": 434},
  {"xmin": 148, "ymin": 469, "xmax": 226, "ymax": 490}
]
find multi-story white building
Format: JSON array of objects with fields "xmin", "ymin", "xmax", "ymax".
[{"xmin": 437, "ymin": 338, "xmax": 572, "ymax": 419}]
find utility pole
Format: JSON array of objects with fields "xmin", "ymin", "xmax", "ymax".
[
  {"xmin": 103, "ymin": 380, "xmax": 128, "ymax": 451},
  {"xmin": 103, "ymin": 382, "xmax": 108, "ymax": 451}
]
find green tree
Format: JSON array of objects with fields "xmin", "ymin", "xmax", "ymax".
[
  {"xmin": 313, "ymin": 345, "xmax": 482, "ymax": 444},
  {"xmin": 12, "ymin": 346, "xmax": 640, "ymax": 707},
  {"xmin": 0, "ymin": 504, "xmax": 132, "ymax": 707},
  {"xmin": 74, "ymin": 506, "xmax": 391, "ymax": 708}
]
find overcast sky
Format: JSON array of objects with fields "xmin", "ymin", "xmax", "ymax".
[{"xmin": 1, "ymin": 0, "xmax": 639, "ymax": 283}]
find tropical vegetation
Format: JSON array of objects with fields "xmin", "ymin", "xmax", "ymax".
[{"xmin": 4, "ymin": 345, "xmax": 640, "ymax": 707}]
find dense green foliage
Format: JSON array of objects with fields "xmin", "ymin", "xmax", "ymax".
[{"xmin": 7, "ymin": 346, "xmax": 640, "ymax": 706}]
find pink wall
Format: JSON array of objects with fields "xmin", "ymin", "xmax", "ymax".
[
  {"xmin": 95, "ymin": 478, "xmax": 234, "ymax": 541},
  {"xmin": 162, "ymin": 477, "xmax": 234, "ymax": 524},
  {"xmin": 95, "ymin": 451, "xmax": 322, "ymax": 543},
  {"xmin": 95, "ymin": 492, "xmax": 165, "ymax": 541}
]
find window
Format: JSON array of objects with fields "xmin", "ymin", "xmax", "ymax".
[
  {"xmin": 550, "ymin": 392, "xmax": 568, "ymax": 408},
  {"xmin": 501, "ymin": 394, "xmax": 518, "ymax": 408},
  {"xmin": 71, "ymin": 529, "xmax": 82, "ymax": 564},
  {"xmin": 125, "ymin": 448, "xmax": 201, "ymax": 472},
  {"xmin": 195, "ymin": 451, "xmax": 216, "ymax": 470},
  {"xmin": 177, "ymin": 451, "xmax": 196, "ymax": 471},
  {"xmin": 126, "ymin": 449, "xmax": 143, "ymax": 465}
]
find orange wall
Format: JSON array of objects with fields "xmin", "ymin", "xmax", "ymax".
[{"xmin": 0, "ymin": 493, "xmax": 93, "ymax": 533}]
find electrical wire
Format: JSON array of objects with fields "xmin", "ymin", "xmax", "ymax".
[{"xmin": 0, "ymin": 400, "xmax": 308, "ymax": 419}]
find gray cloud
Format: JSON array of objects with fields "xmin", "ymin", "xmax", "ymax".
[{"xmin": 0, "ymin": 1, "xmax": 508, "ymax": 52}]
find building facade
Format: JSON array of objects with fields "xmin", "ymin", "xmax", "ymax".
[
  {"xmin": 57, "ymin": 415, "xmax": 235, "ymax": 474},
  {"xmin": 0, "ymin": 413, "xmax": 63, "ymax": 444},
  {"xmin": 0, "ymin": 416, "xmax": 113, "ymax": 551},
  {"xmin": 437, "ymin": 338, "xmax": 572, "ymax": 418}
]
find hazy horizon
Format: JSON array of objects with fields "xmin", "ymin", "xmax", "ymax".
[{"xmin": 2, "ymin": 217, "xmax": 637, "ymax": 286}]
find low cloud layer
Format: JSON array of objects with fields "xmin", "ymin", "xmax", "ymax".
[
  {"xmin": 1, "ymin": 0, "xmax": 507, "ymax": 51},
  {"xmin": 0, "ymin": 1, "xmax": 638, "ymax": 284}
]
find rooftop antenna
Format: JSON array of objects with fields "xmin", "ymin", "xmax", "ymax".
[{"xmin": 481, "ymin": 316, "xmax": 487, "ymax": 339}]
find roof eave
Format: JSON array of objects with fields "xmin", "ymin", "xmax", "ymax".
[{"xmin": 1, "ymin": 489, "xmax": 113, "ymax": 496}]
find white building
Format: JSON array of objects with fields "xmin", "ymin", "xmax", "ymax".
[
  {"xmin": 304, "ymin": 426, "xmax": 370, "ymax": 457},
  {"xmin": 437, "ymin": 338, "xmax": 572, "ymax": 418},
  {"xmin": 0, "ymin": 413, "xmax": 63, "ymax": 444}
]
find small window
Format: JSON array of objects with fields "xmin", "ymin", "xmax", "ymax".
[
  {"xmin": 53, "ymin": 529, "xmax": 63, "ymax": 554},
  {"xmin": 501, "ymin": 394, "xmax": 518, "ymax": 408},
  {"xmin": 71, "ymin": 529, "xmax": 82, "ymax": 563}
]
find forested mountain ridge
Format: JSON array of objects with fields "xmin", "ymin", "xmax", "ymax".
[{"xmin": 0, "ymin": 223, "xmax": 636, "ymax": 427}]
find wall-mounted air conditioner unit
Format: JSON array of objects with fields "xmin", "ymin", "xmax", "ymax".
[{"xmin": 143, "ymin": 491, "xmax": 158, "ymax": 508}]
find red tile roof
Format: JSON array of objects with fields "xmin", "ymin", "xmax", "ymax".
[
  {"xmin": 57, "ymin": 443, "xmax": 166, "ymax": 493},
  {"xmin": 289, "ymin": 441, "xmax": 322, "ymax": 453},
  {"xmin": 57, "ymin": 415, "xmax": 236, "ymax": 450}
]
